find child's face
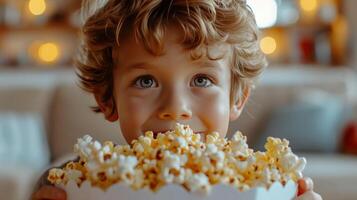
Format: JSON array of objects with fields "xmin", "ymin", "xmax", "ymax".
[{"xmin": 97, "ymin": 27, "xmax": 247, "ymax": 143}]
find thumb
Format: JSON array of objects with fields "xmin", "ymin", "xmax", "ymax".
[{"xmin": 297, "ymin": 177, "xmax": 314, "ymax": 196}]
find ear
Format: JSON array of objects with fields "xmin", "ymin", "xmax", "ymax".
[
  {"xmin": 94, "ymin": 93, "xmax": 119, "ymax": 122},
  {"xmin": 229, "ymin": 87, "xmax": 250, "ymax": 121}
]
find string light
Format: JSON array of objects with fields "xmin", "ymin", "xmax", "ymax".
[
  {"xmin": 38, "ymin": 42, "xmax": 59, "ymax": 63},
  {"xmin": 260, "ymin": 36, "xmax": 277, "ymax": 55},
  {"xmin": 300, "ymin": 0, "xmax": 318, "ymax": 12},
  {"xmin": 29, "ymin": 0, "xmax": 47, "ymax": 16}
]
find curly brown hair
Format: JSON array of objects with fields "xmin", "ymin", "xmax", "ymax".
[{"xmin": 76, "ymin": 0, "xmax": 267, "ymax": 114}]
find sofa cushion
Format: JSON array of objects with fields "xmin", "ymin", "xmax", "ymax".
[
  {"xmin": 254, "ymin": 93, "xmax": 345, "ymax": 152},
  {"xmin": 49, "ymin": 84, "xmax": 125, "ymax": 161},
  {"xmin": 0, "ymin": 87, "xmax": 53, "ymax": 168},
  {"xmin": 0, "ymin": 87, "xmax": 53, "ymax": 119},
  {"xmin": 228, "ymin": 72, "xmax": 352, "ymax": 146},
  {"xmin": 0, "ymin": 112, "xmax": 50, "ymax": 169}
]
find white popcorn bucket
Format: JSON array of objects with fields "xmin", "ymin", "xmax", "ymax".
[{"xmin": 61, "ymin": 180, "xmax": 297, "ymax": 200}]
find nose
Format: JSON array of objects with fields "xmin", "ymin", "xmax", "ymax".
[{"xmin": 158, "ymin": 90, "xmax": 192, "ymax": 121}]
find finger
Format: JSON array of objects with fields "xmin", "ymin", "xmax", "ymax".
[
  {"xmin": 295, "ymin": 191, "xmax": 322, "ymax": 200},
  {"xmin": 303, "ymin": 177, "xmax": 314, "ymax": 191},
  {"xmin": 297, "ymin": 177, "xmax": 314, "ymax": 196},
  {"xmin": 33, "ymin": 185, "xmax": 67, "ymax": 200}
]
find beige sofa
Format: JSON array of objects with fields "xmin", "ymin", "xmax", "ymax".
[{"xmin": 0, "ymin": 66, "xmax": 356, "ymax": 200}]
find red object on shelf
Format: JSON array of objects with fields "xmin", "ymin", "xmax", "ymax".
[
  {"xmin": 342, "ymin": 122, "xmax": 357, "ymax": 154},
  {"xmin": 299, "ymin": 36, "xmax": 315, "ymax": 63}
]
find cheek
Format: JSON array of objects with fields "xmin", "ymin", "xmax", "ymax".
[
  {"xmin": 115, "ymin": 94, "xmax": 155, "ymax": 142},
  {"xmin": 193, "ymin": 88, "xmax": 231, "ymax": 136}
]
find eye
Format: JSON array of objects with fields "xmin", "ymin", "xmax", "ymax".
[
  {"xmin": 191, "ymin": 74, "xmax": 213, "ymax": 88},
  {"xmin": 133, "ymin": 75, "xmax": 158, "ymax": 88}
]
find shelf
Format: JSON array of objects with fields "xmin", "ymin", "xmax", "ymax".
[
  {"xmin": 263, "ymin": 23, "xmax": 331, "ymax": 31},
  {"xmin": 0, "ymin": 23, "xmax": 79, "ymax": 33}
]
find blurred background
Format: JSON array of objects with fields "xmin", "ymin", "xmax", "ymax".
[
  {"xmin": 0, "ymin": 0, "xmax": 357, "ymax": 200},
  {"xmin": 0, "ymin": 0, "xmax": 354, "ymax": 68}
]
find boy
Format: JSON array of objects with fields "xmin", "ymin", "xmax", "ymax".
[{"xmin": 32, "ymin": 0, "xmax": 321, "ymax": 199}]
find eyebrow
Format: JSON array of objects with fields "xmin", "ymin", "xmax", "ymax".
[
  {"xmin": 121, "ymin": 62, "xmax": 152, "ymax": 73},
  {"xmin": 121, "ymin": 60, "xmax": 223, "ymax": 73}
]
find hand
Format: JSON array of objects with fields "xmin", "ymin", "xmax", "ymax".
[
  {"xmin": 31, "ymin": 185, "xmax": 67, "ymax": 200},
  {"xmin": 295, "ymin": 177, "xmax": 322, "ymax": 200}
]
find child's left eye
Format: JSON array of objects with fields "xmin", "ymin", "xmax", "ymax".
[{"xmin": 191, "ymin": 74, "xmax": 213, "ymax": 88}]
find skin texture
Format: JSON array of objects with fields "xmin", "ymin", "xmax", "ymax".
[
  {"xmin": 97, "ymin": 26, "xmax": 246, "ymax": 143},
  {"xmin": 296, "ymin": 178, "xmax": 323, "ymax": 200},
  {"xmin": 32, "ymin": 186, "xmax": 66, "ymax": 200},
  {"xmin": 31, "ymin": 27, "xmax": 322, "ymax": 200}
]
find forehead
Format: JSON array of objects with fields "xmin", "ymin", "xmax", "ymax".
[{"xmin": 112, "ymin": 26, "xmax": 231, "ymax": 69}]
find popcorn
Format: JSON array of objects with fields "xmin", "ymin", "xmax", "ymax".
[
  {"xmin": 66, "ymin": 169, "xmax": 83, "ymax": 185},
  {"xmin": 48, "ymin": 169, "xmax": 67, "ymax": 185},
  {"xmin": 185, "ymin": 173, "xmax": 211, "ymax": 193},
  {"xmin": 48, "ymin": 123, "xmax": 306, "ymax": 195},
  {"xmin": 117, "ymin": 155, "xmax": 137, "ymax": 178}
]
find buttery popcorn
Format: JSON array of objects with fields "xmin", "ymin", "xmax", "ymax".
[{"xmin": 48, "ymin": 123, "xmax": 306, "ymax": 194}]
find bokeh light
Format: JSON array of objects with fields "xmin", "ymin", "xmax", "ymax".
[
  {"xmin": 38, "ymin": 43, "xmax": 59, "ymax": 63},
  {"xmin": 29, "ymin": 0, "xmax": 47, "ymax": 16},
  {"xmin": 260, "ymin": 36, "xmax": 277, "ymax": 55},
  {"xmin": 300, "ymin": 0, "xmax": 318, "ymax": 12},
  {"xmin": 247, "ymin": 0, "xmax": 278, "ymax": 28}
]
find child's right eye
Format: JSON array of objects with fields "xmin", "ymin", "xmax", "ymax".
[{"xmin": 133, "ymin": 75, "xmax": 158, "ymax": 88}]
